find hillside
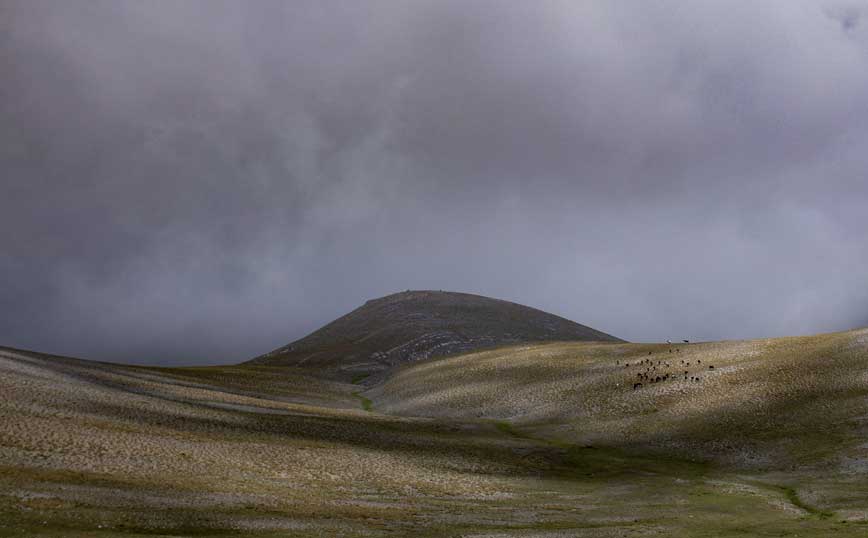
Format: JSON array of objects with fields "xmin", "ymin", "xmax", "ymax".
[
  {"xmin": 370, "ymin": 329, "xmax": 868, "ymax": 472},
  {"xmin": 2, "ymin": 328, "xmax": 868, "ymax": 536},
  {"xmin": 247, "ymin": 290, "xmax": 621, "ymax": 378}
]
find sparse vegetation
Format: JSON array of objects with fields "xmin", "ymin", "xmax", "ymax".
[{"xmin": 2, "ymin": 325, "xmax": 868, "ymax": 536}]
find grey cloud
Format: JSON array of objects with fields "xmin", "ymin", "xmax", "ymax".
[
  {"xmin": 825, "ymin": 3, "xmax": 868, "ymax": 30},
  {"xmin": 1, "ymin": 1, "xmax": 867, "ymax": 364}
]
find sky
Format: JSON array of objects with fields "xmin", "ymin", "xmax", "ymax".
[{"xmin": 2, "ymin": 0, "xmax": 868, "ymax": 365}]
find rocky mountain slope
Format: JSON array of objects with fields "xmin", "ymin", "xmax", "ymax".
[{"xmin": 247, "ymin": 290, "xmax": 622, "ymax": 378}]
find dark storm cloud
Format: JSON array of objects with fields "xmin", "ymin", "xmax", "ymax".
[{"xmin": 2, "ymin": 0, "xmax": 867, "ymax": 364}]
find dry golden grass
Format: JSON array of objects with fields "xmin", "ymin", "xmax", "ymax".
[
  {"xmin": 375, "ymin": 330, "xmax": 868, "ymax": 468},
  {"xmin": 2, "ymin": 329, "xmax": 868, "ymax": 536}
]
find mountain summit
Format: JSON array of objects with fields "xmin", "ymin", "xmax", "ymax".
[{"xmin": 247, "ymin": 290, "xmax": 621, "ymax": 376}]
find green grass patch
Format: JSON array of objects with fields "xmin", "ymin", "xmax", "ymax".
[
  {"xmin": 774, "ymin": 484, "xmax": 835, "ymax": 519},
  {"xmin": 492, "ymin": 420, "xmax": 531, "ymax": 439},
  {"xmin": 353, "ymin": 392, "xmax": 373, "ymax": 412},
  {"xmin": 351, "ymin": 373, "xmax": 371, "ymax": 384},
  {"xmin": 491, "ymin": 420, "xmax": 710, "ymax": 481}
]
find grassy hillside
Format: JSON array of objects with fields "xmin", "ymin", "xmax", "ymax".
[
  {"xmin": 246, "ymin": 290, "xmax": 621, "ymax": 380},
  {"xmin": 2, "ymin": 328, "xmax": 868, "ymax": 536},
  {"xmin": 373, "ymin": 330, "xmax": 868, "ymax": 470}
]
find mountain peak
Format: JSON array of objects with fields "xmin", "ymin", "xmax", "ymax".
[{"xmin": 247, "ymin": 290, "xmax": 622, "ymax": 377}]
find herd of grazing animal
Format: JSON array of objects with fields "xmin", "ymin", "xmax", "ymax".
[{"xmin": 626, "ymin": 342, "xmax": 714, "ymax": 390}]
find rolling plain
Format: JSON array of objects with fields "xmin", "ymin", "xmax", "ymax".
[{"xmin": 2, "ymin": 291, "xmax": 868, "ymax": 537}]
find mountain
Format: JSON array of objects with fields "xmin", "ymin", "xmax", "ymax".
[{"xmin": 246, "ymin": 290, "xmax": 621, "ymax": 376}]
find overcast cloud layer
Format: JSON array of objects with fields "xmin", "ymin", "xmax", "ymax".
[{"xmin": 2, "ymin": 0, "xmax": 868, "ymax": 365}]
